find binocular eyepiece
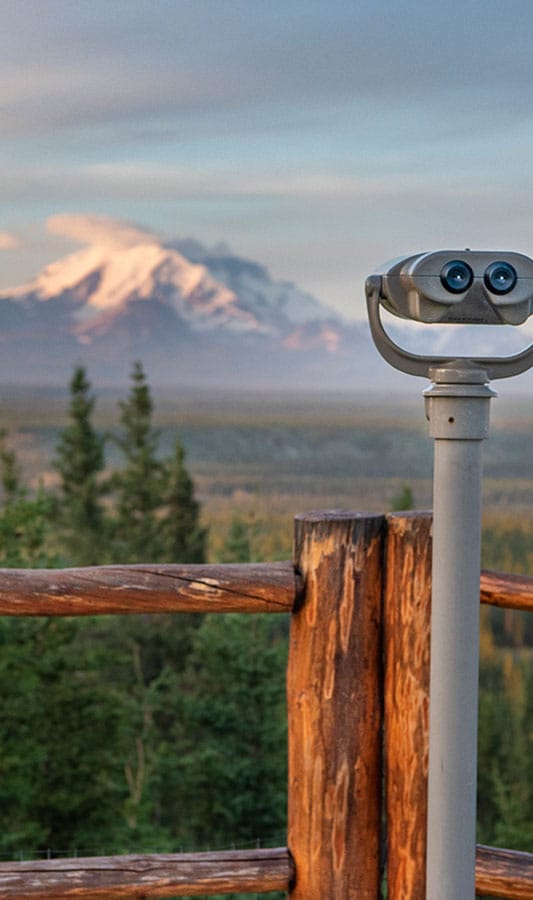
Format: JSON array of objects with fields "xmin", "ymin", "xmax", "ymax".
[
  {"xmin": 366, "ymin": 249, "xmax": 533, "ymax": 325},
  {"xmin": 440, "ymin": 259, "xmax": 518, "ymax": 296}
]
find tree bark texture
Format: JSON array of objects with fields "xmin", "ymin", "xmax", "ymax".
[
  {"xmin": 0, "ymin": 848, "xmax": 293, "ymax": 898},
  {"xmin": 0, "ymin": 562, "xmax": 297, "ymax": 616},
  {"xmin": 475, "ymin": 845, "xmax": 533, "ymax": 898},
  {"xmin": 384, "ymin": 511, "xmax": 432, "ymax": 900},
  {"xmin": 480, "ymin": 569, "xmax": 533, "ymax": 612},
  {"xmin": 288, "ymin": 511, "xmax": 385, "ymax": 900},
  {"xmin": 384, "ymin": 514, "xmax": 533, "ymax": 900}
]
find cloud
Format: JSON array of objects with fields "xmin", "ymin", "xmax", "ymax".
[
  {"xmin": 2, "ymin": 1, "xmax": 533, "ymax": 141},
  {"xmin": 0, "ymin": 231, "xmax": 20, "ymax": 250},
  {"xmin": 46, "ymin": 213, "xmax": 159, "ymax": 249},
  {"xmin": 79, "ymin": 162, "xmax": 393, "ymax": 201}
]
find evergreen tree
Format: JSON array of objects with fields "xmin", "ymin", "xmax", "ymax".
[
  {"xmin": 160, "ymin": 438, "xmax": 206, "ymax": 563},
  {"xmin": 0, "ymin": 488, "xmax": 54, "ymax": 568},
  {"xmin": 161, "ymin": 613, "xmax": 288, "ymax": 855},
  {"xmin": 0, "ymin": 430, "xmax": 55, "ymax": 568},
  {"xmin": 111, "ymin": 362, "xmax": 165, "ymax": 563},
  {"xmin": 219, "ymin": 514, "xmax": 264, "ymax": 563},
  {"xmin": 391, "ymin": 484, "xmax": 414, "ymax": 512},
  {"xmin": 53, "ymin": 367, "xmax": 106, "ymax": 564},
  {"xmin": 477, "ymin": 614, "xmax": 533, "ymax": 850},
  {"xmin": 0, "ymin": 428, "xmax": 22, "ymax": 506},
  {"xmin": 0, "ymin": 615, "xmax": 157, "ymax": 856}
]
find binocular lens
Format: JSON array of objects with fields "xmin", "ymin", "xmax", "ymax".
[
  {"xmin": 484, "ymin": 261, "xmax": 517, "ymax": 295},
  {"xmin": 440, "ymin": 260, "xmax": 474, "ymax": 294}
]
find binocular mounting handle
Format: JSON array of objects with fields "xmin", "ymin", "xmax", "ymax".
[{"xmin": 366, "ymin": 275, "xmax": 533, "ymax": 380}]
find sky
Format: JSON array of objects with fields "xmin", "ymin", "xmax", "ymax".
[{"xmin": 2, "ymin": 0, "xmax": 533, "ymax": 320}]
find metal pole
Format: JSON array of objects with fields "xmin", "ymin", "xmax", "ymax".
[{"xmin": 424, "ymin": 363, "xmax": 495, "ymax": 900}]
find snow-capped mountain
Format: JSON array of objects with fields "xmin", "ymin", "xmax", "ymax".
[
  {"xmin": 9, "ymin": 238, "xmax": 261, "ymax": 337},
  {"xmin": 1, "ymin": 215, "xmax": 532, "ymax": 390},
  {"xmin": 0, "ymin": 215, "xmax": 370, "ymax": 387}
]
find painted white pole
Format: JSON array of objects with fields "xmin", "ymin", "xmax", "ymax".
[{"xmin": 424, "ymin": 363, "xmax": 495, "ymax": 900}]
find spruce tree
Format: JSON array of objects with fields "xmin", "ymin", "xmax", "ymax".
[
  {"xmin": 53, "ymin": 366, "xmax": 106, "ymax": 565},
  {"xmin": 160, "ymin": 437, "xmax": 206, "ymax": 563},
  {"xmin": 220, "ymin": 514, "xmax": 256, "ymax": 563},
  {"xmin": 165, "ymin": 614, "xmax": 288, "ymax": 854},
  {"xmin": 111, "ymin": 362, "xmax": 165, "ymax": 562},
  {"xmin": 0, "ymin": 615, "xmax": 142, "ymax": 855},
  {"xmin": 0, "ymin": 428, "xmax": 22, "ymax": 506},
  {"xmin": 0, "ymin": 429, "xmax": 55, "ymax": 567}
]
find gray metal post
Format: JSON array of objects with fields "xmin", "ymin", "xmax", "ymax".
[
  {"xmin": 424, "ymin": 363, "xmax": 495, "ymax": 900},
  {"xmin": 365, "ymin": 254, "xmax": 533, "ymax": 898}
]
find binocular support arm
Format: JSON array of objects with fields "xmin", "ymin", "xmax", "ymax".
[{"xmin": 366, "ymin": 275, "xmax": 533, "ymax": 379}]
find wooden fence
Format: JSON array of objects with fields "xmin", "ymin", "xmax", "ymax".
[{"xmin": 0, "ymin": 510, "xmax": 531, "ymax": 899}]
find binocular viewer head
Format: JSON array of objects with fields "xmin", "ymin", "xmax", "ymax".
[
  {"xmin": 367, "ymin": 250, "xmax": 533, "ymax": 326},
  {"xmin": 365, "ymin": 249, "xmax": 533, "ymax": 380}
]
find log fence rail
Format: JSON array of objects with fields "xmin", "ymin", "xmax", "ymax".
[{"xmin": 0, "ymin": 511, "xmax": 530, "ymax": 899}]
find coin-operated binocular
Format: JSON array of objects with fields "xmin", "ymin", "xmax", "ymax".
[
  {"xmin": 365, "ymin": 248, "xmax": 533, "ymax": 900},
  {"xmin": 366, "ymin": 249, "xmax": 533, "ymax": 378}
]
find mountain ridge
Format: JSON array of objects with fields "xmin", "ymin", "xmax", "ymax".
[
  {"xmin": 0, "ymin": 216, "xmax": 370, "ymax": 388},
  {"xmin": 1, "ymin": 215, "xmax": 532, "ymax": 391}
]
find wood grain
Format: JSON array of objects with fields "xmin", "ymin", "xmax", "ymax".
[
  {"xmin": 476, "ymin": 844, "xmax": 533, "ymax": 898},
  {"xmin": 384, "ymin": 516, "xmax": 533, "ymax": 900},
  {"xmin": 0, "ymin": 562, "xmax": 297, "ymax": 616},
  {"xmin": 384, "ymin": 511, "xmax": 432, "ymax": 900},
  {"xmin": 288, "ymin": 510, "xmax": 385, "ymax": 899},
  {"xmin": 480, "ymin": 569, "xmax": 533, "ymax": 612},
  {"xmin": 0, "ymin": 848, "xmax": 293, "ymax": 898}
]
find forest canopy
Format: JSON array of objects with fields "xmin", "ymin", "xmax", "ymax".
[{"xmin": 0, "ymin": 363, "xmax": 529, "ymax": 897}]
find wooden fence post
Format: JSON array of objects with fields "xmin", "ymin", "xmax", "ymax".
[
  {"xmin": 288, "ymin": 511, "xmax": 385, "ymax": 899},
  {"xmin": 383, "ymin": 511, "xmax": 432, "ymax": 900}
]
